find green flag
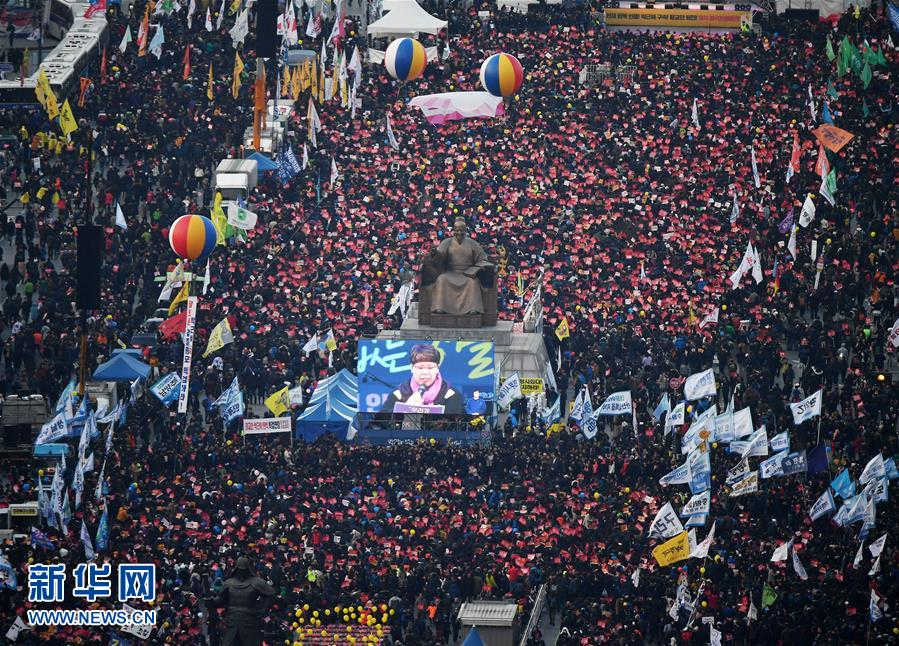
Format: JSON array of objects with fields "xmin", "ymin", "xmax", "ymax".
[
  {"xmin": 862, "ymin": 99, "xmax": 869, "ymax": 117},
  {"xmin": 762, "ymin": 584, "xmax": 778, "ymax": 608},
  {"xmin": 826, "ymin": 83, "xmax": 838, "ymax": 99},
  {"xmin": 860, "ymin": 61, "xmax": 872, "ymax": 89},
  {"xmin": 825, "ymin": 36, "xmax": 835, "ymax": 61},
  {"xmin": 825, "ymin": 169, "xmax": 837, "ymax": 195},
  {"xmin": 873, "ymin": 47, "xmax": 887, "ymax": 67}
]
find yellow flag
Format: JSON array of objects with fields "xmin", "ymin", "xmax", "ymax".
[
  {"xmin": 318, "ymin": 70, "xmax": 325, "ymax": 102},
  {"xmin": 229, "ymin": 0, "xmax": 240, "ymax": 14},
  {"xmin": 51, "ymin": 191, "xmax": 59, "ymax": 204},
  {"xmin": 555, "ymin": 317, "xmax": 570, "ymax": 341},
  {"xmin": 329, "ymin": 54, "xmax": 340, "ymax": 101},
  {"xmin": 652, "ymin": 531, "xmax": 690, "ymax": 567},
  {"xmin": 168, "ymin": 280, "xmax": 189, "ymax": 315},
  {"xmin": 211, "ymin": 191, "xmax": 227, "ymax": 245},
  {"xmin": 58, "ymin": 99, "xmax": 78, "ymax": 138},
  {"xmin": 45, "ymin": 90, "xmax": 60, "ymax": 121},
  {"xmin": 290, "ymin": 66, "xmax": 300, "ymax": 100},
  {"xmin": 324, "ymin": 330, "xmax": 337, "ymax": 352},
  {"xmin": 207, "ymin": 63, "xmax": 214, "ymax": 100},
  {"xmin": 264, "ymin": 386, "xmax": 290, "ymax": 417},
  {"xmin": 202, "ymin": 317, "xmax": 233, "ymax": 357},
  {"xmin": 36, "ymin": 187, "xmax": 48, "ymax": 200},
  {"xmin": 301, "ymin": 59, "xmax": 311, "ymax": 90},
  {"xmin": 232, "ymin": 52, "xmax": 244, "ymax": 99},
  {"xmin": 35, "ymin": 71, "xmax": 48, "ymax": 106},
  {"xmin": 20, "ymin": 192, "xmax": 30, "ymax": 204},
  {"xmin": 310, "ymin": 59, "xmax": 318, "ymax": 97}
]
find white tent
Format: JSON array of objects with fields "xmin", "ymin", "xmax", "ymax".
[{"xmin": 367, "ymin": 0, "xmax": 448, "ymax": 38}]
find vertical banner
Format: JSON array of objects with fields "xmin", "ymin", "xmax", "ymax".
[{"xmin": 178, "ymin": 296, "xmax": 198, "ymax": 413}]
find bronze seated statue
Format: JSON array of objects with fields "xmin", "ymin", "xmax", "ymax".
[{"xmin": 417, "ymin": 218, "xmax": 498, "ymax": 328}]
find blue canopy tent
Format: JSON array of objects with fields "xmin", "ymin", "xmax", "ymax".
[
  {"xmin": 461, "ymin": 627, "xmax": 485, "ymax": 646},
  {"xmin": 247, "ymin": 152, "xmax": 278, "ymax": 179},
  {"xmin": 92, "ymin": 350, "xmax": 152, "ymax": 381},
  {"xmin": 294, "ymin": 369, "xmax": 358, "ymax": 442}
]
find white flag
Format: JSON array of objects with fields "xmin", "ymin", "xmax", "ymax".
[
  {"xmin": 770, "ymin": 538, "xmax": 793, "ymax": 562},
  {"xmin": 631, "ymin": 568, "xmax": 640, "ymax": 588},
  {"xmin": 730, "ymin": 192, "xmax": 740, "ymax": 224},
  {"xmin": 750, "ymin": 145, "xmax": 760, "ymax": 188},
  {"xmin": 870, "ymin": 590, "xmax": 884, "ymax": 621},
  {"xmin": 593, "ymin": 390, "xmax": 632, "ymax": 416},
  {"xmin": 798, "ymin": 194, "xmax": 816, "ymax": 227},
  {"xmin": 5, "ymin": 616, "xmax": 30, "ymax": 641},
  {"xmin": 115, "ymin": 202, "xmax": 127, "ymax": 229},
  {"xmin": 205, "ymin": 6, "xmax": 213, "ymax": 30},
  {"xmin": 698, "ymin": 307, "xmax": 719, "ymax": 329},
  {"xmin": 789, "ymin": 389, "xmax": 822, "ymax": 424},
  {"xmin": 691, "ymin": 98, "xmax": 700, "ymax": 128},
  {"xmin": 809, "ymin": 489, "xmax": 835, "ymax": 521},
  {"xmin": 888, "ymin": 317, "xmax": 899, "ymax": 348},
  {"xmin": 746, "ymin": 597, "xmax": 757, "ymax": 622},
  {"xmin": 80, "ymin": 520, "xmax": 95, "ymax": 561},
  {"xmin": 202, "ymin": 261, "xmax": 210, "ymax": 296},
  {"xmin": 666, "ymin": 401, "xmax": 686, "ymax": 431},
  {"xmin": 710, "ymin": 624, "xmax": 722, "ymax": 646},
  {"xmin": 750, "ymin": 244, "xmax": 763, "ymax": 284},
  {"xmin": 119, "ymin": 25, "xmax": 133, "ymax": 52},
  {"xmin": 215, "ymin": 0, "xmax": 226, "ymax": 29},
  {"xmin": 681, "ymin": 490, "xmax": 710, "ymax": 518},
  {"xmin": 385, "ymin": 114, "xmax": 399, "ymax": 150},
  {"xmin": 690, "ymin": 521, "xmax": 716, "ymax": 559},
  {"xmin": 330, "ymin": 157, "xmax": 339, "ymax": 185},
  {"xmin": 648, "ymin": 502, "xmax": 684, "ymax": 539},
  {"xmin": 860, "ymin": 453, "xmax": 885, "ymax": 485},
  {"xmin": 187, "ymin": 0, "xmax": 195, "ymax": 28},
  {"xmin": 791, "ymin": 550, "xmax": 808, "ymax": 580},
  {"xmin": 787, "ymin": 225, "xmax": 798, "ymax": 260},
  {"xmin": 868, "ymin": 554, "xmax": 881, "ymax": 576},
  {"xmin": 868, "ymin": 533, "xmax": 887, "ymax": 559},
  {"xmin": 302, "ymin": 333, "xmax": 319, "ymax": 354},
  {"xmin": 853, "ymin": 540, "xmax": 865, "ymax": 568},
  {"xmin": 497, "ymin": 373, "xmax": 523, "ymax": 409},
  {"xmin": 684, "ymin": 368, "xmax": 716, "ymax": 400}
]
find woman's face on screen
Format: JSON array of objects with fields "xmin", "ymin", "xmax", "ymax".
[{"xmin": 411, "ymin": 361, "xmax": 439, "ymax": 387}]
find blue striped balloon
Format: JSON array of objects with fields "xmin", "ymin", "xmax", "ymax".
[{"xmin": 384, "ymin": 37, "xmax": 427, "ymax": 81}]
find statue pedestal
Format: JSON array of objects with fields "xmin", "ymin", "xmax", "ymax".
[{"xmin": 377, "ymin": 302, "xmax": 550, "ymax": 384}]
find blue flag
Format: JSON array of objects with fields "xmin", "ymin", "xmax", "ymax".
[
  {"xmin": 652, "ymin": 393, "xmax": 670, "ymax": 421},
  {"xmin": 31, "ymin": 526, "xmax": 56, "ymax": 551},
  {"xmin": 540, "ymin": 396, "xmax": 561, "ymax": 425},
  {"xmin": 830, "ymin": 468, "xmax": 855, "ymax": 498},
  {"xmin": 822, "ymin": 102, "xmax": 834, "ymax": 124},
  {"xmin": 887, "ymin": 0, "xmax": 899, "ymax": 32},
  {"xmin": 96, "ymin": 507, "xmax": 110, "ymax": 551},
  {"xmin": 0, "ymin": 554, "xmax": 17, "ymax": 589},
  {"xmin": 55, "ymin": 378, "xmax": 76, "ymax": 413},
  {"xmin": 807, "ymin": 443, "xmax": 829, "ymax": 474}
]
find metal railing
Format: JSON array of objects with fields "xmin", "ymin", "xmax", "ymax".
[{"xmin": 518, "ymin": 583, "xmax": 547, "ymax": 646}]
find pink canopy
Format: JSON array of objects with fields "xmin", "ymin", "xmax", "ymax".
[{"xmin": 408, "ymin": 92, "xmax": 505, "ymax": 125}]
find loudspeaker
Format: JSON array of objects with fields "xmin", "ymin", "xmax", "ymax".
[
  {"xmin": 256, "ymin": 0, "xmax": 277, "ymax": 58},
  {"xmin": 76, "ymin": 224, "xmax": 103, "ymax": 310}
]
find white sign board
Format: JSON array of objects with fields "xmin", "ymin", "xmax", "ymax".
[{"xmin": 242, "ymin": 417, "xmax": 292, "ymax": 435}]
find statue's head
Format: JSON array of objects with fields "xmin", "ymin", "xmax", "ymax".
[{"xmin": 452, "ymin": 217, "xmax": 467, "ymax": 242}]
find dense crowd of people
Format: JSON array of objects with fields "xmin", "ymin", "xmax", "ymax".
[{"xmin": 0, "ymin": 0, "xmax": 896, "ymax": 643}]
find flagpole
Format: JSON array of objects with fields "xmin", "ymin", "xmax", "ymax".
[{"xmin": 78, "ymin": 124, "xmax": 94, "ymax": 398}]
